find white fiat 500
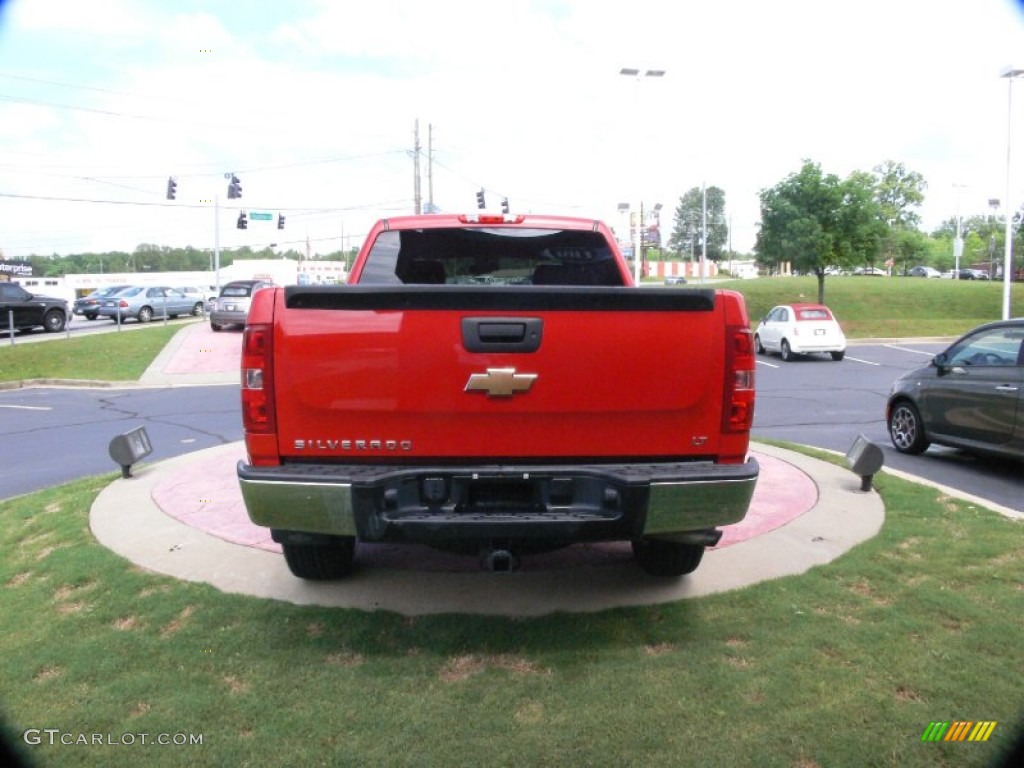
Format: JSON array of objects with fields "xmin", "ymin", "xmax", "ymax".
[{"xmin": 754, "ymin": 303, "xmax": 847, "ymax": 362}]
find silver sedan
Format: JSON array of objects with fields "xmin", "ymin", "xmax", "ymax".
[{"xmin": 97, "ymin": 286, "xmax": 204, "ymax": 323}]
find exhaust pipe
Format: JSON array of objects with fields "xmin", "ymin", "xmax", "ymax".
[
  {"xmin": 481, "ymin": 547, "xmax": 518, "ymax": 573},
  {"xmin": 671, "ymin": 529, "xmax": 723, "ymax": 546}
]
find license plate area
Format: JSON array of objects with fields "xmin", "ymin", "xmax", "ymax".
[
  {"xmin": 460, "ymin": 477, "xmax": 539, "ymax": 513},
  {"xmin": 362, "ymin": 469, "xmax": 629, "ymax": 538}
]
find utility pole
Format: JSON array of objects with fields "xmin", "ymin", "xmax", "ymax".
[
  {"xmin": 701, "ymin": 183, "xmax": 708, "ymax": 283},
  {"xmin": 428, "ymin": 123, "xmax": 435, "ymax": 213},
  {"xmin": 214, "ymin": 194, "xmax": 221, "ymax": 291},
  {"xmin": 413, "ymin": 120, "xmax": 422, "ymax": 214}
]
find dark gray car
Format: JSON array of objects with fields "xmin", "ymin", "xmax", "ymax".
[
  {"xmin": 886, "ymin": 319, "xmax": 1024, "ymax": 460},
  {"xmin": 73, "ymin": 285, "xmax": 130, "ymax": 320}
]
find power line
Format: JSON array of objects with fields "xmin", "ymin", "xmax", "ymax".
[
  {"xmin": 0, "ymin": 93, "xmax": 159, "ymax": 121},
  {"xmin": 0, "ymin": 191, "xmax": 409, "ymax": 213}
]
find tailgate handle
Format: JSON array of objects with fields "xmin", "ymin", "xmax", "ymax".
[{"xmin": 462, "ymin": 317, "xmax": 543, "ymax": 353}]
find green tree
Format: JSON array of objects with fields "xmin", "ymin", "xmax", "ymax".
[
  {"xmin": 873, "ymin": 160, "xmax": 926, "ymax": 228},
  {"xmin": 756, "ymin": 160, "xmax": 885, "ymax": 303},
  {"xmin": 668, "ymin": 186, "xmax": 727, "ymax": 261}
]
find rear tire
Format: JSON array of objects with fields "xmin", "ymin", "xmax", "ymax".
[
  {"xmin": 780, "ymin": 339, "xmax": 794, "ymax": 362},
  {"xmin": 282, "ymin": 537, "xmax": 356, "ymax": 580},
  {"xmin": 831, "ymin": 350, "xmax": 845, "ymax": 361},
  {"xmin": 632, "ymin": 539, "xmax": 705, "ymax": 577},
  {"xmin": 888, "ymin": 400, "xmax": 930, "ymax": 455},
  {"xmin": 192, "ymin": 302, "xmax": 204, "ymax": 316},
  {"xmin": 85, "ymin": 313, "xmax": 97, "ymax": 321},
  {"xmin": 754, "ymin": 334, "xmax": 765, "ymax": 354},
  {"xmin": 138, "ymin": 306, "xmax": 153, "ymax": 323},
  {"xmin": 210, "ymin": 322, "xmax": 223, "ymax": 332}
]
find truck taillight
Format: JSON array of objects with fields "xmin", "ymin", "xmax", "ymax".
[
  {"xmin": 723, "ymin": 326, "xmax": 756, "ymax": 434},
  {"xmin": 241, "ymin": 323, "xmax": 276, "ymax": 434}
]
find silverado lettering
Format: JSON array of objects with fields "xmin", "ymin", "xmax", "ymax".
[
  {"xmin": 237, "ymin": 213, "xmax": 759, "ymax": 580},
  {"xmin": 294, "ymin": 439, "xmax": 414, "ymax": 451}
]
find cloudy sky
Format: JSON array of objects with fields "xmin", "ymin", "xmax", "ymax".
[{"xmin": 2, "ymin": 0, "xmax": 1024, "ymax": 260}]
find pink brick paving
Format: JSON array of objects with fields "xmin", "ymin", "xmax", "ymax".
[{"xmin": 151, "ymin": 446, "xmax": 816, "ymax": 573}]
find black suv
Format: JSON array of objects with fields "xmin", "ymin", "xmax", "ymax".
[{"xmin": 0, "ymin": 282, "xmax": 68, "ymax": 333}]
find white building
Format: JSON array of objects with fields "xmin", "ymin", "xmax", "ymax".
[{"xmin": 15, "ymin": 259, "xmax": 348, "ymax": 303}]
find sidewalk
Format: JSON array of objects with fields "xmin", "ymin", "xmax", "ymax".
[{"xmin": 139, "ymin": 320, "xmax": 240, "ymax": 386}]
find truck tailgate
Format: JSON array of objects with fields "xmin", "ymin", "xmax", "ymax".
[{"xmin": 272, "ymin": 286, "xmax": 726, "ymax": 461}]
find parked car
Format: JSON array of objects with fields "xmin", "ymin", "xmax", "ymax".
[
  {"xmin": 947, "ymin": 268, "xmax": 989, "ymax": 280},
  {"xmin": 664, "ymin": 275, "xmax": 687, "ymax": 285},
  {"xmin": 73, "ymin": 286, "xmax": 130, "ymax": 320},
  {"xmin": 886, "ymin": 318, "xmax": 1024, "ymax": 460},
  {"xmin": 96, "ymin": 286, "xmax": 201, "ymax": 323},
  {"xmin": 209, "ymin": 279, "xmax": 274, "ymax": 331},
  {"xmin": 0, "ymin": 282, "xmax": 68, "ymax": 332},
  {"xmin": 754, "ymin": 303, "xmax": 847, "ymax": 361},
  {"xmin": 852, "ymin": 266, "xmax": 887, "ymax": 276},
  {"xmin": 173, "ymin": 285, "xmax": 218, "ymax": 313},
  {"xmin": 907, "ymin": 265, "xmax": 941, "ymax": 278}
]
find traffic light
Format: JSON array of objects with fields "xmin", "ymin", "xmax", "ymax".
[
  {"xmin": 237, "ymin": 212, "xmax": 247, "ymax": 230},
  {"xmin": 277, "ymin": 214, "xmax": 285, "ymax": 230},
  {"xmin": 227, "ymin": 174, "xmax": 242, "ymax": 199},
  {"xmin": 501, "ymin": 197, "xmax": 509, "ymax": 214},
  {"xmin": 476, "ymin": 189, "xmax": 485, "ymax": 209},
  {"xmin": 166, "ymin": 177, "xmax": 177, "ymax": 200}
]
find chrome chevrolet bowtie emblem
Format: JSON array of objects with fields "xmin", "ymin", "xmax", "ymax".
[{"xmin": 465, "ymin": 368, "xmax": 538, "ymax": 397}]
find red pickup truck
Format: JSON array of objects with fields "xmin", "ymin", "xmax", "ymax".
[{"xmin": 237, "ymin": 213, "xmax": 758, "ymax": 579}]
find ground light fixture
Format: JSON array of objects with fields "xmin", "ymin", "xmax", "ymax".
[
  {"xmin": 845, "ymin": 433, "xmax": 884, "ymax": 492},
  {"xmin": 108, "ymin": 426, "xmax": 153, "ymax": 479}
]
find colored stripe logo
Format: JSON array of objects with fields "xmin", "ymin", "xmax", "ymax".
[{"xmin": 921, "ymin": 721, "xmax": 997, "ymax": 742}]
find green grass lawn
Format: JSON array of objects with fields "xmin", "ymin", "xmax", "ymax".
[
  {"xmin": 656, "ymin": 274, "xmax": 1024, "ymax": 339},
  {"xmin": 0, "ymin": 325, "xmax": 181, "ymax": 383},
  {"xmin": 725, "ymin": 275, "xmax": 1024, "ymax": 338},
  {"xmin": 1, "ymin": 454, "xmax": 1022, "ymax": 767}
]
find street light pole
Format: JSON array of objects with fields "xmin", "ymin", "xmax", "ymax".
[
  {"xmin": 953, "ymin": 183, "xmax": 966, "ymax": 278},
  {"xmin": 214, "ymin": 194, "xmax": 221, "ymax": 292},
  {"xmin": 620, "ymin": 67, "xmax": 666, "ymax": 286},
  {"xmin": 1000, "ymin": 66, "xmax": 1024, "ymax": 319}
]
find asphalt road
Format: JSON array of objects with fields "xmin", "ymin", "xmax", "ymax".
[
  {"xmin": 0, "ymin": 339, "xmax": 1021, "ymax": 512},
  {"xmin": 752, "ymin": 340, "xmax": 1023, "ymax": 513},
  {"xmin": 0, "ymin": 385, "xmax": 242, "ymax": 499}
]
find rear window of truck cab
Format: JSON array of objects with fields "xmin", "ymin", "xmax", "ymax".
[{"xmin": 359, "ymin": 227, "xmax": 625, "ymax": 287}]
